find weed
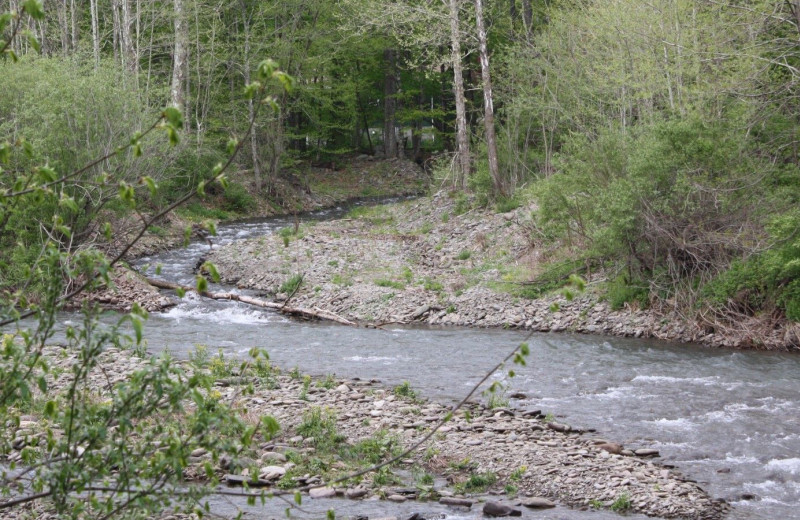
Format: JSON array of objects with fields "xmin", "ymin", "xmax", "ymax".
[
  {"xmin": 402, "ymin": 266, "xmax": 414, "ymax": 283},
  {"xmin": 332, "ymin": 273, "xmax": 352, "ymax": 286},
  {"xmin": 327, "ymin": 260, "xmax": 339, "ymax": 267},
  {"xmin": 419, "ymin": 222, "xmax": 433, "ymax": 234},
  {"xmin": 441, "ymin": 213, "xmax": 450, "ymax": 223},
  {"xmin": 423, "ymin": 278, "xmax": 443, "ymax": 292},
  {"xmin": 611, "ymin": 493, "xmax": 631, "ymax": 511},
  {"xmin": 504, "ymin": 484, "xmax": 518, "ymax": 496},
  {"xmin": 375, "ymin": 279, "xmax": 405, "ymax": 290},
  {"xmin": 318, "ymin": 374, "xmax": 337, "ymax": 389},
  {"xmin": 456, "ymin": 472, "xmax": 497, "ymax": 493},
  {"xmin": 393, "ymin": 381, "xmax": 418, "ymax": 400},
  {"xmin": 543, "ymin": 413, "xmax": 555, "ymax": 423},
  {"xmin": 279, "ymin": 273, "xmax": 303, "ymax": 294},
  {"xmin": 589, "ymin": 499, "xmax": 603, "ymax": 509},
  {"xmin": 299, "ymin": 375, "xmax": 312, "ymax": 400},
  {"xmin": 456, "ymin": 250, "xmax": 472, "ymax": 261},
  {"xmin": 296, "ymin": 407, "xmax": 344, "ymax": 451},
  {"xmin": 289, "ymin": 366, "xmax": 301, "ymax": 379},
  {"xmin": 509, "ymin": 466, "xmax": 527, "ymax": 481}
]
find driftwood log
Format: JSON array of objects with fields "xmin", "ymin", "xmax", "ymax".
[{"xmin": 145, "ymin": 278, "xmax": 358, "ymax": 327}]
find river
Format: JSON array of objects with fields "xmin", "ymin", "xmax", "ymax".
[{"xmin": 42, "ymin": 202, "xmax": 798, "ymax": 519}]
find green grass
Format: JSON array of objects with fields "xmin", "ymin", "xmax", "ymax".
[
  {"xmin": 455, "ymin": 472, "xmax": 497, "ymax": 494},
  {"xmin": 456, "ymin": 249, "xmax": 472, "ymax": 261},
  {"xmin": 375, "ymin": 279, "xmax": 405, "ymax": 290},
  {"xmin": 393, "ymin": 381, "xmax": 418, "ymax": 400},
  {"xmin": 611, "ymin": 493, "xmax": 631, "ymax": 511},
  {"xmin": 279, "ymin": 273, "xmax": 303, "ymax": 294}
]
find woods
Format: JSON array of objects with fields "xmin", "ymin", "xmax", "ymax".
[{"xmin": 3, "ymin": 0, "xmax": 800, "ymax": 517}]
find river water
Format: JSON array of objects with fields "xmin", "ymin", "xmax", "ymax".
[{"xmin": 35, "ymin": 202, "xmax": 800, "ymax": 519}]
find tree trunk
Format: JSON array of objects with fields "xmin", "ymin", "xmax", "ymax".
[
  {"xmin": 89, "ymin": 0, "xmax": 100, "ymax": 69},
  {"xmin": 57, "ymin": 0, "xmax": 69, "ymax": 55},
  {"xmin": 70, "ymin": 0, "xmax": 78, "ymax": 52},
  {"xmin": 121, "ymin": 0, "xmax": 135, "ymax": 73},
  {"xmin": 383, "ymin": 48, "xmax": 399, "ymax": 158},
  {"xmin": 523, "ymin": 0, "xmax": 533, "ymax": 35},
  {"xmin": 241, "ymin": 7, "xmax": 262, "ymax": 192},
  {"xmin": 170, "ymin": 0, "xmax": 187, "ymax": 112},
  {"xmin": 474, "ymin": 0, "xmax": 504, "ymax": 196},
  {"xmin": 449, "ymin": 0, "xmax": 470, "ymax": 188},
  {"xmin": 111, "ymin": 0, "xmax": 120, "ymax": 63}
]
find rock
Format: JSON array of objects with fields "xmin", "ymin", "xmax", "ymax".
[
  {"xmin": 335, "ymin": 384, "xmax": 351, "ymax": 392},
  {"xmin": 547, "ymin": 422, "xmax": 571, "ymax": 433},
  {"xmin": 520, "ymin": 497, "xmax": 556, "ymax": 509},
  {"xmin": 345, "ymin": 487, "xmax": 368, "ymax": 499},
  {"xmin": 483, "ymin": 501, "xmax": 522, "ymax": 517},
  {"xmin": 260, "ymin": 451, "xmax": 287, "ymax": 463},
  {"xmin": 411, "ymin": 305, "xmax": 431, "ymax": 319},
  {"xmin": 439, "ymin": 497, "xmax": 474, "ymax": 508},
  {"xmin": 508, "ymin": 392, "xmax": 527, "ymax": 399},
  {"xmin": 224, "ymin": 474, "xmax": 270, "ymax": 487},
  {"xmin": 635, "ymin": 449, "xmax": 660, "ymax": 457},
  {"xmin": 387, "ymin": 494, "xmax": 407, "ymax": 502},
  {"xmin": 191, "ymin": 448, "xmax": 207, "ymax": 457},
  {"xmin": 309, "ymin": 486, "xmax": 337, "ymax": 499},
  {"xmin": 597, "ymin": 443, "xmax": 623, "ymax": 455},
  {"xmin": 258, "ymin": 465, "xmax": 286, "ymax": 480}
]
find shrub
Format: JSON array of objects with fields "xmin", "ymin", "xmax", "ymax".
[{"xmin": 222, "ymin": 182, "xmax": 256, "ymax": 212}]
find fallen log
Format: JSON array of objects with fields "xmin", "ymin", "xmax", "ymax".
[{"xmin": 145, "ymin": 278, "xmax": 358, "ymax": 327}]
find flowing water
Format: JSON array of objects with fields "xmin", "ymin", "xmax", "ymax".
[{"xmin": 20, "ymin": 202, "xmax": 800, "ymax": 519}]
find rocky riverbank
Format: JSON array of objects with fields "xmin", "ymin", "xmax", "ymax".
[
  {"xmin": 206, "ymin": 192, "xmax": 800, "ymax": 351},
  {"xmin": 1, "ymin": 346, "xmax": 728, "ymax": 519}
]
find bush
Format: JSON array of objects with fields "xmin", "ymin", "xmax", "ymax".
[
  {"xmin": 606, "ymin": 277, "xmax": 649, "ymax": 311},
  {"xmin": 222, "ymin": 182, "xmax": 256, "ymax": 212}
]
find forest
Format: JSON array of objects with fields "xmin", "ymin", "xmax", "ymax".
[
  {"xmin": 3, "ymin": 0, "xmax": 800, "ymax": 325},
  {"xmin": 2, "ymin": 0, "xmax": 800, "ymax": 518}
]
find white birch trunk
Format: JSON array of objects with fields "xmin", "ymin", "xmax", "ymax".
[
  {"xmin": 474, "ymin": 0, "xmax": 503, "ymax": 195},
  {"xmin": 448, "ymin": 0, "xmax": 470, "ymax": 188}
]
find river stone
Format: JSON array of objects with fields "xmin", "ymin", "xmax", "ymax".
[
  {"xmin": 520, "ymin": 497, "xmax": 556, "ymax": 509},
  {"xmin": 309, "ymin": 486, "xmax": 336, "ymax": 499},
  {"xmin": 483, "ymin": 501, "xmax": 522, "ymax": 517},
  {"xmin": 547, "ymin": 422, "xmax": 571, "ymax": 433},
  {"xmin": 439, "ymin": 497, "xmax": 473, "ymax": 508},
  {"xmin": 259, "ymin": 465, "xmax": 286, "ymax": 480},
  {"xmin": 597, "ymin": 443, "xmax": 623, "ymax": 454},
  {"xmin": 635, "ymin": 449, "xmax": 660, "ymax": 457},
  {"xmin": 387, "ymin": 494, "xmax": 407, "ymax": 502},
  {"xmin": 260, "ymin": 451, "xmax": 287, "ymax": 463},
  {"xmin": 346, "ymin": 487, "xmax": 368, "ymax": 499}
]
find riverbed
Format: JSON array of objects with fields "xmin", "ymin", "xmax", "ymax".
[{"xmin": 123, "ymin": 204, "xmax": 800, "ymax": 520}]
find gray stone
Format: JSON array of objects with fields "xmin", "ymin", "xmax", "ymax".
[
  {"xmin": 483, "ymin": 501, "xmax": 522, "ymax": 517},
  {"xmin": 520, "ymin": 497, "xmax": 556, "ymax": 509},
  {"xmin": 439, "ymin": 497, "xmax": 473, "ymax": 508},
  {"xmin": 309, "ymin": 486, "xmax": 336, "ymax": 499},
  {"xmin": 635, "ymin": 449, "xmax": 660, "ymax": 457}
]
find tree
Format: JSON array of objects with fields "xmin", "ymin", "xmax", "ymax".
[
  {"xmin": 474, "ymin": 0, "xmax": 503, "ymax": 196},
  {"xmin": 0, "ymin": 4, "xmax": 294, "ymax": 516}
]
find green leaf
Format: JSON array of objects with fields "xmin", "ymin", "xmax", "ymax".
[
  {"xmin": 22, "ymin": 0, "xmax": 45, "ymax": 20},
  {"xmin": 59, "ymin": 193, "xmax": 79, "ymax": 213},
  {"xmin": 176, "ymin": 287, "xmax": 186, "ymax": 298},
  {"xmin": 327, "ymin": 510, "xmax": 335, "ymax": 520},
  {"xmin": 244, "ymin": 82, "xmax": 261, "ymax": 99},
  {"xmin": 261, "ymin": 416, "xmax": 280, "ymax": 441},
  {"xmin": 0, "ymin": 141, "xmax": 11, "ymax": 163},
  {"xmin": 163, "ymin": 106, "xmax": 184, "ymax": 129},
  {"xmin": 294, "ymin": 491, "xmax": 302, "ymax": 506},
  {"xmin": 196, "ymin": 275, "xmax": 208, "ymax": 293},
  {"xmin": 202, "ymin": 262, "xmax": 220, "ymax": 283},
  {"xmin": 226, "ymin": 138, "xmax": 238, "ymax": 156},
  {"xmin": 37, "ymin": 375, "xmax": 47, "ymax": 393},
  {"xmin": 36, "ymin": 165, "xmax": 56, "ymax": 183},
  {"xmin": 256, "ymin": 59, "xmax": 279, "ymax": 81},
  {"xmin": 131, "ymin": 317, "xmax": 143, "ymax": 345},
  {"xmin": 103, "ymin": 222, "xmax": 112, "ymax": 241},
  {"xmin": 44, "ymin": 400, "xmax": 57, "ymax": 418},
  {"xmin": 141, "ymin": 176, "xmax": 158, "ymax": 197},
  {"xmin": 6, "ymin": 49, "xmax": 19, "ymax": 63},
  {"xmin": 197, "ymin": 181, "xmax": 206, "ymax": 197}
]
